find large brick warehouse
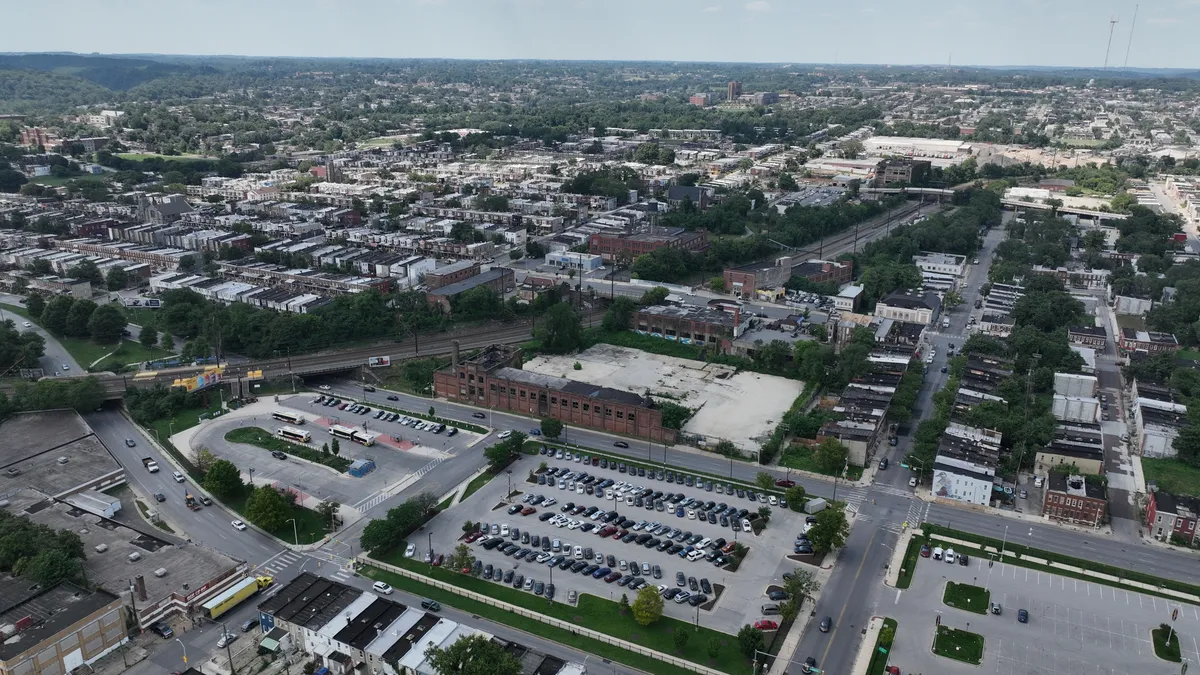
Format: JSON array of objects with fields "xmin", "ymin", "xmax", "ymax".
[{"xmin": 433, "ymin": 343, "xmax": 676, "ymax": 443}]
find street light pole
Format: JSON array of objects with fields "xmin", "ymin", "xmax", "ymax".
[
  {"xmin": 286, "ymin": 518, "xmax": 299, "ymax": 546},
  {"xmin": 175, "ymin": 638, "xmax": 188, "ymax": 668},
  {"xmin": 220, "ymin": 621, "xmax": 237, "ymax": 675}
]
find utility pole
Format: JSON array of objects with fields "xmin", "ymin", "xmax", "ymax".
[
  {"xmin": 1122, "ymin": 4, "xmax": 1139, "ymax": 71},
  {"xmin": 1103, "ymin": 16, "xmax": 1119, "ymax": 69}
]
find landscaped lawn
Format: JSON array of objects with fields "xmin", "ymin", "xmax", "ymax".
[
  {"xmin": 1115, "ymin": 313, "xmax": 1147, "ymax": 331},
  {"xmin": 943, "ymin": 581, "xmax": 990, "ymax": 614},
  {"xmin": 896, "ymin": 535, "xmax": 926, "ymax": 590},
  {"xmin": 224, "ymin": 426, "xmax": 351, "ymax": 472},
  {"xmin": 459, "ymin": 469, "xmax": 501, "ymax": 502},
  {"xmin": 866, "ymin": 618, "xmax": 898, "ymax": 675},
  {"xmin": 1152, "ymin": 625, "xmax": 1182, "ymax": 662},
  {"xmin": 93, "ymin": 340, "xmax": 176, "ymax": 371},
  {"xmin": 371, "ymin": 547, "xmax": 750, "ymax": 674},
  {"xmin": 223, "ymin": 491, "xmax": 329, "ymax": 545},
  {"xmin": 148, "ymin": 402, "xmax": 225, "ymax": 450},
  {"xmin": 932, "ymin": 625, "xmax": 984, "ymax": 664},
  {"xmin": 1142, "ymin": 458, "xmax": 1200, "ymax": 499},
  {"xmin": 779, "ymin": 445, "xmax": 865, "ymax": 481}
]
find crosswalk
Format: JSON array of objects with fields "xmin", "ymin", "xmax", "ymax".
[
  {"xmin": 355, "ymin": 456, "xmax": 449, "ymax": 512},
  {"xmin": 257, "ymin": 550, "xmax": 304, "ymax": 575},
  {"xmin": 842, "ymin": 486, "xmax": 870, "ymax": 515}
]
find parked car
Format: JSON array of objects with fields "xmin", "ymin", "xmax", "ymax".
[{"xmin": 754, "ymin": 620, "xmax": 778, "ymax": 631}]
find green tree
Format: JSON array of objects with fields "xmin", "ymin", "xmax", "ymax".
[
  {"xmin": 632, "ymin": 585, "xmax": 664, "ymax": 626},
  {"xmin": 707, "ymin": 636, "xmax": 721, "ymax": 659},
  {"xmin": 673, "ymin": 629, "xmax": 689, "ymax": 652},
  {"xmin": 160, "ymin": 332, "xmax": 175, "ymax": 351},
  {"xmin": 67, "ymin": 259, "xmax": 103, "ymax": 286},
  {"xmin": 757, "ymin": 505, "xmax": 772, "ymax": 523},
  {"xmin": 755, "ymin": 471, "xmax": 775, "ymax": 492},
  {"xmin": 26, "ymin": 549, "xmax": 81, "ymax": 587},
  {"xmin": 540, "ymin": 417, "xmax": 563, "ymax": 439},
  {"xmin": 619, "ymin": 592, "xmax": 630, "ymax": 613},
  {"xmin": 785, "ymin": 485, "xmax": 807, "ymax": 510},
  {"xmin": 139, "ymin": 325, "xmax": 158, "ymax": 349},
  {"xmin": 193, "ymin": 446, "xmax": 216, "ymax": 473},
  {"xmin": 317, "ymin": 499, "xmax": 340, "ymax": 531},
  {"xmin": 202, "ymin": 459, "xmax": 245, "ymax": 499},
  {"xmin": 708, "ymin": 276, "xmax": 726, "ymax": 293},
  {"xmin": 485, "ymin": 432, "xmax": 527, "ymax": 469},
  {"xmin": 839, "ymin": 139, "xmax": 864, "ymax": 159},
  {"xmin": 105, "ymin": 266, "xmax": 129, "ymax": 291},
  {"xmin": 330, "ymin": 438, "xmax": 340, "ymax": 456},
  {"xmin": 24, "ymin": 294, "xmax": 45, "ymax": 319},
  {"xmin": 602, "ymin": 296, "xmax": 637, "ymax": 331},
  {"xmin": 447, "ymin": 543, "xmax": 475, "ymax": 572},
  {"xmin": 879, "ymin": 624, "xmax": 895, "ymax": 646},
  {"xmin": 64, "ymin": 299, "xmax": 98, "ymax": 338},
  {"xmin": 781, "ymin": 568, "xmax": 821, "ymax": 618},
  {"xmin": 808, "ymin": 506, "xmax": 850, "ymax": 553},
  {"xmin": 737, "ymin": 624, "xmax": 765, "ymax": 659},
  {"xmin": 245, "ymin": 485, "xmax": 293, "ymax": 533},
  {"xmin": 778, "ymin": 172, "xmax": 799, "ymax": 191},
  {"xmin": 88, "ymin": 304, "xmax": 127, "ymax": 344},
  {"xmin": 639, "ymin": 286, "xmax": 669, "ymax": 305},
  {"xmin": 813, "ymin": 437, "xmax": 849, "ymax": 474},
  {"xmin": 535, "ymin": 302, "xmax": 583, "ymax": 354},
  {"xmin": 40, "ymin": 296, "xmax": 74, "ymax": 334},
  {"xmin": 424, "ymin": 633, "xmax": 522, "ymax": 675}
]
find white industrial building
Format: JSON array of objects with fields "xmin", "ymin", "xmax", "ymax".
[
  {"xmin": 545, "ymin": 251, "xmax": 603, "ymax": 272},
  {"xmin": 1052, "ymin": 394, "xmax": 1100, "ymax": 424},
  {"xmin": 863, "ymin": 136, "xmax": 972, "ymax": 160},
  {"xmin": 913, "ymin": 252, "xmax": 966, "ymax": 278}
]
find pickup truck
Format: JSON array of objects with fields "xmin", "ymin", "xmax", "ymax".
[{"xmin": 142, "ymin": 457, "xmax": 160, "ymax": 473}]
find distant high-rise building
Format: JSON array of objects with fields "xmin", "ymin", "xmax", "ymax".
[{"xmin": 727, "ymin": 81, "xmax": 742, "ymax": 102}]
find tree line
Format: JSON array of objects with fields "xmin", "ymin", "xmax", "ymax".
[{"xmin": 25, "ymin": 293, "xmax": 128, "ymax": 347}]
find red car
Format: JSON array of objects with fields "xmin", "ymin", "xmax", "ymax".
[
  {"xmin": 754, "ymin": 620, "xmax": 779, "ymax": 631},
  {"xmin": 919, "ymin": 544, "xmax": 931, "ymax": 558},
  {"xmin": 613, "ymin": 529, "xmax": 628, "ymax": 540},
  {"xmin": 464, "ymin": 532, "xmax": 481, "ymax": 543},
  {"xmin": 521, "ymin": 506, "xmax": 536, "ymax": 516},
  {"xmin": 775, "ymin": 479, "xmax": 796, "ymax": 488},
  {"xmin": 432, "ymin": 553, "xmax": 444, "ymax": 566}
]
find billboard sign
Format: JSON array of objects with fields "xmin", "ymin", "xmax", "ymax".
[
  {"xmin": 173, "ymin": 371, "xmax": 222, "ymax": 392},
  {"xmin": 367, "ymin": 356, "xmax": 391, "ymax": 368}
]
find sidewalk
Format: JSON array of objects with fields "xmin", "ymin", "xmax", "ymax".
[
  {"xmin": 766, "ymin": 540, "xmax": 845, "ymax": 674},
  {"xmin": 850, "ymin": 616, "xmax": 885, "ymax": 675}
]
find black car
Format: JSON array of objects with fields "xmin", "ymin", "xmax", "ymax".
[
  {"xmin": 484, "ymin": 564, "xmax": 494, "ymax": 579},
  {"xmin": 154, "ymin": 492, "xmax": 166, "ymax": 502},
  {"xmin": 614, "ymin": 441, "xmax": 630, "ymax": 448},
  {"xmin": 472, "ymin": 412, "xmax": 486, "ymax": 419},
  {"xmin": 387, "ymin": 395, "xmax": 399, "ymax": 400},
  {"xmin": 688, "ymin": 576, "xmax": 699, "ymax": 591},
  {"xmin": 503, "ymin": 570, "xmax": 515, "ymax": 584},
  {"xmin": 688, "ymin": 593, "xmax": 707, "ymax": 607},
  {"xmin": 700, "ymin": 578, "xmax": 712, "ymax": 593},
  {"xmin": 150, "ymin": 622, "xmax": 174, "ymax": 638}
]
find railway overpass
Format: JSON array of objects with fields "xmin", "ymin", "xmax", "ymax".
[{"xmin": 37, "ymin": 317, "xmax": 566, "ymax": 401}]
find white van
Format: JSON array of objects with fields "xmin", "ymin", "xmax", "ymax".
[
  {"xmin": 372, "ymin": 581, "xmax": 393, "ymax": 595},
  {"xmin": 687, "ymin": 549, "xmax": 705, "ymax": 562},
  {"xmin": 932, "ymin": 546, "xmax": 943, "ymax": 561}
]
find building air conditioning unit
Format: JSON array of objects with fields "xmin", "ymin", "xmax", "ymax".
[
  {"xmin": 94, "ymin": 544, "xmax": 108, "ymax": 553},
  {"xmin": 153, "ymin": 568, "xmax": 168, "ymax": 578},
  {"xmin": 127, "ymin": 552, "xmax": 141, "ymax": 562}
]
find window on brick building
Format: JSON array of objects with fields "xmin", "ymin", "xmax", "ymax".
[{"xmin": 616, "ymin": 411, "xmax": 624, "ymax": 419}]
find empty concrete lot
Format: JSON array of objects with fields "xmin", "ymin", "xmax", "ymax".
[
  {"xmin": 887, "ymin": 555, "xmax": 1200, "ymax": 675},
  {"xmin": 522, "ymin": 344, "xmax": 804, "ymax": 452},
  {"xmin": 425, "ymin": 456, "xmax": 807, "ymax": 634}
]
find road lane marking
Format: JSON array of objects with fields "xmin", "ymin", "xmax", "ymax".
[
  {"xmin": 895, "ymin": 589, "xmax": 901, "ymax": 605},
  {"xmin": 818, "ymin": 528, "xmax": 878, "ymax": 668}
]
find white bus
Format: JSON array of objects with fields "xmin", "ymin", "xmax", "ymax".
[
  {"xmin": 272, "ymin": 410, "xmax": 305, "ymax": 425},
  {"xmin": 330, "ymin": 424, "xmax": 376, "ymax": 446},
  {"xmin": 277, "ymin": 426, "xmax": 311, "ymax": 443}
]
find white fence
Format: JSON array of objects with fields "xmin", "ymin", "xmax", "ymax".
[{"xmin": 359, "ymin": 556, "xmax": 727, "ymax": 675}]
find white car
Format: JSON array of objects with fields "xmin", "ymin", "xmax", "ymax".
[
  {"xmin": 217, "ymin": 633, "xmax": 237, "ymax": 648},
  {"xmin": 21, "ymin": 321, "xmax": 30, "ymax": 327},
  {"xmin": 404, "ymin": 543, "xmax": 416, "ymax": 557},
  {"xmin": 172, "ymin": 471, "xmax": 185, "ymax": 483},
  {"xmin": 373, "ymin": 581, "xmax": 394, "ymax": 595},
  {"xmin": 497, "ymin": 430, "xmax": 513, "ymax": 439},
  {"xmin": 318, "ymin": 385, "xmax": 331, "ymax": 391},
  {"xmin": 231, "ymin": 520, "xmax": 247, "ymax": 531},
  {"xmin": 909, "ymin": 477, "xmax": 918, "ymax": 487},
  {"xmin": 501, "ymin": 524, "xmax": 509, "ymax": 536},
  {"xmin": 542, "ymin": 497, "xmax": 556, "ymax": 507},
  {"xmin": 62, "ymin": 364, "xmax": 70, "ymax": 370}
]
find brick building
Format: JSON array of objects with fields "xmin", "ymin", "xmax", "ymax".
[
  {"xmin": 1068, "ymin": 325, "xmax": 1108, "ymax": 349},
  {"xmin": 723, "ymin": 255, "xmax": 794, "ymax": 299},
  {"xmin": 791, "ymin": 259, "xmax": 852, "ymax": 287},
  {"xmin": 1041, "ymin": 472, "xmax": 1107, "ymax": 526},
  {"xmin": 872, "ymin": 159, "xmax": 931, "ymax": 187},
  {"xmin": 433, "ymin": 344, "xmax": 675, "ymax": 443},
  {"xmin": 588, "ymin": 228, "xmax": 709, "ymax": 262},
  {"xmin": 1146, "ymin": 490, "xmax": 1200, "ymax": 544},
  {"xmin": 631, "ymin": 303, "xmax": 743, "ymax": 351},
  {"xmin": 1119, "ymin": 328, "xmax": 1180, "ymax": 357},
  {"xmin": 425, "ymin": 260, "xmax": 480, "ymax": 290},
  {"xmin": 425, "ymin": 267, "xmax": 514, "ymax": 312}
]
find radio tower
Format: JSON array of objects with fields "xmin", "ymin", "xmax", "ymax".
[
  {"xmin": 1103, "ymin": 16, "xmax": 1119, "ymax": 69},
  {"xmin": 1122, "ymin": 4, "xmax": 1139, "ymax": 70}
]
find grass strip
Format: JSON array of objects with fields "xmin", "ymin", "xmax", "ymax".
[
  {"xmin": 924, "ymin": 524, "xmax": 1200, "ymax": 603},
  {"xmin": 865, "ymin": 618, "xmax": 898, "ymax": 675},
  {"xmin": 932, "ymin": 625, "xmax": 983, "ymax": 665},
  {"xmin": 896, "ymin": 536, "xmax": 923, "ymax": 590},
  {"xmin": 460, "ymin": 470, "xmax": 502, "ymax": 503},
  {"xmin": 369, "ymin": 548, "xmax": 750, "ymax": 674},
  {"xmin": 942, "ymin": 581, "xmax": 989, "ymax": 615},
  {"xmin": 224, "ymin": 427, "xmax": 351, "ymax": 472}
]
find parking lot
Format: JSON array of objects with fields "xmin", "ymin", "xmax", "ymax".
[
  {"xmin": 888, "ymin": 554, "xmax": 1200, "ymax": 675},
  {"xmin": 423, "ymin": 451, "xmax": 811, "ymax": 633},
  {"xmin": 190, "ymin": 394, "xmax": 485, "ymax": 510}
]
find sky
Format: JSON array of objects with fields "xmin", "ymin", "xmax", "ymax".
[{"xmin": 10, "ymin": 0, "xmax": 1200, "ymax": 69}]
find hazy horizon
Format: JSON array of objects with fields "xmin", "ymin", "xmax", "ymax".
[{"xmin": 9, "ymin": 0, "xmax": 1200, "ymax": 70}]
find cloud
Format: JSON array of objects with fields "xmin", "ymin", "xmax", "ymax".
[
  {"xmin": 745, "ymin": 1, "xmax": 769, "ymax": 11},
  {"xmin": 703, "ymin": 5, "xmax": 721, "ymax": 12}
]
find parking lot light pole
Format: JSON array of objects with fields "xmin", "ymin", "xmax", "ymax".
[
  {"xmin": 285, "ymin": 518, "xmax": 298, "ymax": 546},
  {"xmin": 506, "ymin": 470, "xmax": 513, "ymax": 502}
]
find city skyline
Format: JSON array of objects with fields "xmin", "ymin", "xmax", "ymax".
[{"xmin": 9, "ymin": 0, "xmax": 1200, "ymax": 70}]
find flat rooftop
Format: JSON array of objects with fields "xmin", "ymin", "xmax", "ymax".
[
  {"xmin": 0, "ymin": 579, "xmax": 120, "ymax": 661},
  {"xmin": 8, "ymin": 489, "xmax": 240, "ymax": 607},
  {"xmin": 0, "ymin": 410, "xmax": 123, "ymax": 497}
]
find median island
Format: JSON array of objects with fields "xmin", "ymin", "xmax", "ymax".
[{"xmin": 224, "ymin": 426, "xmax": 352, "ymax": 472}]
